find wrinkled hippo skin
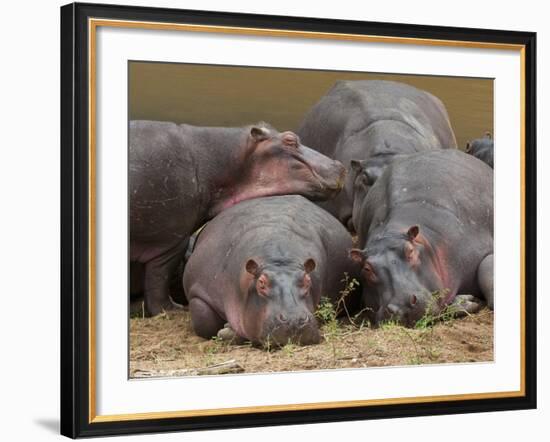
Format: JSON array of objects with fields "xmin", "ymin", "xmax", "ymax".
[
  {"xmin": 183, "ymin": 195, "xmax": 360, "ymax": 346},
  {"xmin": 130, "ymin": 121, "xmax": 345, "ymax": 316},
  {"xmin": 129, "ymin": 260, "xmax": 187, "ymax": 308},
  {"xmin": 350, "ymin": 150, "xmax": 493, "ymax": 327},
  {"xmin": 466, "ymin": 132, "xmax": 494, "ymax": 168},
  {"xmin": 297, "ymin": 80, "xmax": 457, "ymax": 230}
]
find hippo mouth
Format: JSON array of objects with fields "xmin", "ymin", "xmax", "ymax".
[
  {"xmin": 260, "ymin": 321, "xmax": 321, "ymax": 348},
  {"xmin": 307, "ymin": 167, "xmax": 346, "ymax": 201},
  {"xmin": 373, "ymin": 297, "xmax": 432, "ymax": 328}
]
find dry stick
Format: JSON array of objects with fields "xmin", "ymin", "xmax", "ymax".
[
  {"xmin": 132, "ymin": 359, "xmax": 244, "ymax": 378},
  {"xmin": 400, "ymin": 328, "xmax": 422, "ymax": 363}
]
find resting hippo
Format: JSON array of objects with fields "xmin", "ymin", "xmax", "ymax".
[
  {"xmin": 466, "ymin": 132, "xmax": 494, "ymax": 168},
  {"xmin": 130, "ymin": 121, "xmax": 345, "ymax": 316},
  {"xmin": 183, "ymin": 195, "xmax": 359, "ymax": 346},
  {"xmin": 350, "ymin": 150, "xmax": 493, "ymax": 327},
  {"xmin": 297, "ymin": 80, "xmax": 457, "ymax": 230}
]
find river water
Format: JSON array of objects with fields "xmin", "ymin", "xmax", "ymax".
[{"xmin": 129, "ymin": 62, "xmax": 493, "ymax": 152}]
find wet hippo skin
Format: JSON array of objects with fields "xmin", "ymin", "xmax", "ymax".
[
  {"xmin": 298, "ymin": 80, "xmax": 457, "ymax": 231},
  {"xmin": 130, "ymin": 121, "xmax": 346, "ymax": 316},
  {"xmin": 183, "ymin": 195, "xmax": 360, "ymax": 346},
  {"xmin": 350, "ymin": 150, "xmax": 493, "ymax": 327},
  {"xmin": 466, "ymin": 132, "xmax": 494, "ymax": 168}
]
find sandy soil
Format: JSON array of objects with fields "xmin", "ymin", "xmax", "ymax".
[{"xmin": 129, "ymin": 307, "xmax": 493, "ymax": 378}]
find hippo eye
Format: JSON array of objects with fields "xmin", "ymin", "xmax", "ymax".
[
  {"xmin": 256, "ymin": 275, "xmax": 270, "ymax": 296},
  {"xmin": 290, "ymin": 161, "xmax": 306, "ymax": 171},
  {"xmin": 282, "ymin": 133, "xmax": 299, "ymax": 149},
  {"xmin": 301, "ymin": 274, "xmax": 312, "ymax": 294},
  {"xmin": 363, "ymin": 263, "xmax": 378, "ymax": 284},
  {"xmin": 404, "ymin": 243, "xmax": 414, "ymax": 261}
]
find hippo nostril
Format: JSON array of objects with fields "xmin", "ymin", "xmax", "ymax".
[
  {"xmin": 386, "ymin": 304, "xmax": 399, "ymax": 316},
  {"xmin": 298, "ymin": 314, "xmax": 310, "ymax": 325},
  {"xmin": 278, "ymin": 313, "xmax": 288, "ymax": 323}
]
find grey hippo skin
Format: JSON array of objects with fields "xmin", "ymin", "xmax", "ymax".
[
  {"xmin": 349, "ymin": 150, "xmax": 493, "ymax": 327},
  {"xmin": 182, "ymin": 195, "xmax": 360, "ymax": 347},
  {"xmin": 297, "ymin": 80, "xmax": 457, "ymax": 230},
  {"xmin": 130, "ymin": 121, "xmax": 346, "ymax": 316},
  {"xmin": 466, "ymin": 132, "xmax": 494, "ymax": 168}
]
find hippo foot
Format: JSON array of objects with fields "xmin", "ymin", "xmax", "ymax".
[
  {"xmin": 146, "ymin": 296, "xmax": 184, "ymax": 317},
  {"xmin": 449, "ymin": 294, "xmax": 486, "ymax": 318},
  {"xmin": 217, "ymin": 324, "xmax": 247, "ymax": 345}
]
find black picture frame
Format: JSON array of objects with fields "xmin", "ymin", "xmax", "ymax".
[{"xmin": 60, "ymin": 2, "xmax": 537, "ymax": 438}]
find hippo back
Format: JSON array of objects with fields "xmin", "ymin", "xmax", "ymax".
[
  {"xmin": 186, "ymin": 195, "xmax": 356, "ymax": 303},
  {"xmin": 297, "ymin": 80, "xmax": 458, "ymax": 226},
  {"xmin": 356, "ymin": 149, "xmax": 493, "ymax": 250},
  {"xmin": 183, "ymin": 195, "xmax": 360, "ymax": 343},
  {"xmin": 298, "ymin": 80, "xmax": 457, "ymax": 157}
]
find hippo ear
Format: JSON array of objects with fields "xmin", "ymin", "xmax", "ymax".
[
  {"xmin": 282, "ymin": 132, "xmax": 299, "ymax": 148},
  {"xmin": 245, "ymin": 258, "xmax": 260, "ymax": 276},
  {"xmin": 407, "ymin": 225, "xmax": 420, "ymax": 241},
  {"xmin": 364, "ymin": 165, "xmax": 381, "ymax": 186},
  {"xmin": 349, "ymin": 248, "xmax": 366, "ymax": 265},
  {"xmin": 250, "ymin": 126, "xmax": 270, "ymax": 142},
  {"xmin": 484, "ymin": 132, "xmax": 492, "ymax": 139},
  {"xmin": 303, "ymin": 258, "xmax": 316, "ymax": 274},
  {"xmin": 350, "ymin": 159, "xmax": 363, "ymax": 174},
  {"xmin": 465, "ymin": 142, "xmax": 471, "ymax": 153}
]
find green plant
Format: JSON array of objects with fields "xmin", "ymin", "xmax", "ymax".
[
  {"xmin": 315, "ymin": 297, "xmax": 340, "ymax": 361},
  {"xmin": 335, "ymin": 273, "xmax": 360, "ymax": 323},
  {"xmin": 281, "ymin": 342, "xmax": 298, "ymax": 357},
  {"xmin": 316, "ymin": 296, "xmax": 337, "ymax": 324},
  {"xmin": 204, "ymin": 335, "xmax": 225, "ymax": 355},
  {"xmin": 380, "ymin": 319, "xmax": 402, "ymax": 331},
  {"xmin": 414, "ymin": 289, "xmax": 458, "ymax": 329}
]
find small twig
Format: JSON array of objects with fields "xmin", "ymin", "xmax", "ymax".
[{"xmin": 131, "ymin": 359, "xmax": 244, "ymax": 378}]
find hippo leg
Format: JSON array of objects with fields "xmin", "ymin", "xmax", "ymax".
[
  {"xmin": 449, "ymin": 294, "xmax": 485, "ymax": 317},
  {"xmin": 188, "ymin": 291, "xmax": 225, "ymax": 339},
  {"xmin": 477, "ymin": 254, "xmax": 494, "ymax": 310},
  {"xmin": 143, "ymin": 246, "xmax": 185, "ymax": 316},
  {"xmin": 217, "ymin": 324, "xmax": 247, "ymax": 345}
]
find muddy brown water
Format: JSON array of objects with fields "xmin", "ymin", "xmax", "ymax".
[{"xmin": 129, "ymin": 62, "xmax": 493, "ymax": 150}]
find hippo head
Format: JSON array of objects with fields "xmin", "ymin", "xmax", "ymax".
[
  {"xmin": 240, "ymin": 125, "xmax": 346, "ymax": 202},
  {"xmin": 350, "ymin": 226, "xmax": 448, "ymax": 327},
  {"xmin": 349, "ymin": 159, "xmax": 377, "ymax": 217},
  {"xmin": 466, "ymin": 132, "xmax": 493, "ymax": 154},
  {"xmin": 346, "ymin": 156, "xmax": 394, "ymax": 231},
  {"xmin": 239, "ymin": 257, "xmax": 321, "ymax": 347}
]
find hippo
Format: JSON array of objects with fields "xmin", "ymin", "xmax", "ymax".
[
  {"xmin": 297, "ymin": 80, "xmax": 457, "ymax": 230},
  {"xmin": 466, "ymin": 132, "xmax": 494, "ymax": 168},
  {"xmin": 130, "ymin": 121, "xmax": 346, "ymax": 316},
  {"xmin": 182, "ymin": 195, "xmax": 360, "ymax": 346},
  {"xmin": 349, "ymin": 150, "xmax": 493, "ymax": 327}
]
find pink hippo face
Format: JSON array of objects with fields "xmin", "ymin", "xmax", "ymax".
[
  {"xmin": 215, "ymin": 125, "xmax": 346, "ymax": 213},
  {"xmin": 350, "ymin": 225, "xmax": 451, "ymax": 327},
  {"xmin": 235, "ymin": 257, "xmax": 321, "ymax": 347}
]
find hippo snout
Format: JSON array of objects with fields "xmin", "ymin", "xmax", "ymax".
[
  {"xmin": 318, "ymin": 161, "xmax": 346, "ymax": 198},
  {"xmin": 333, "ymin": 161, "xmax": 347, "ymax": 190},
  {"xmin": 374, "ymin": 298, "xmax": 427, "ymax": 328},
  {"xmin": 261, "ymin": 313, "xmax": 320, "ymax": 347}
]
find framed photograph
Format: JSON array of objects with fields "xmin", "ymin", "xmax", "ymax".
[{"xmin": 60, "ymin": 2, "xmax": 536, "ymax": 438}]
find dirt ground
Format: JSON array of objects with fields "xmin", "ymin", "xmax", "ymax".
[{"xmin": 129, "ymin": 307, "xmax": 493, "ymax": 378}]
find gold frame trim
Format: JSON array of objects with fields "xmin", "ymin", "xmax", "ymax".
[{"xmin": 88, "ymin": 18, "xmax": 527, "ymax": 424}]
